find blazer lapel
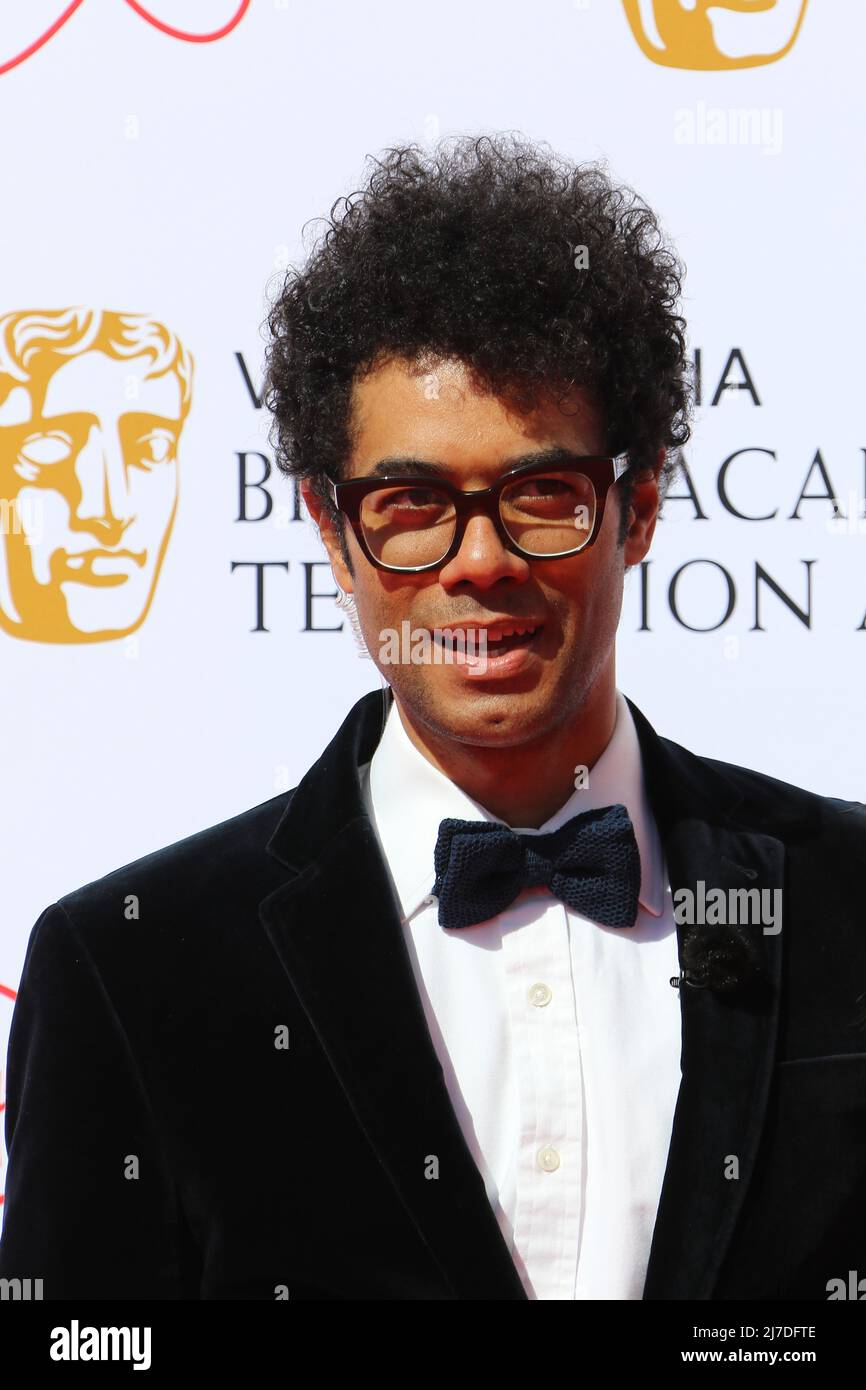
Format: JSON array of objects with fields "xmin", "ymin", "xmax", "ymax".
[
  {"xmin": 258, "ymin": 686, "xmax": 528, "ymax": 1299},
  {"xmin": 259, "ymin": 685, "xmax": 807, "ymax": 1301},
  {"xmin": 626, "ymin": 697, "xmax": 793, "ymax": 1299}
]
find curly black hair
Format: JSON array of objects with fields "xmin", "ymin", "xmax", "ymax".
[{"xmin": 263, "ymin": 132, "xmax": 692, "ymax": 571}]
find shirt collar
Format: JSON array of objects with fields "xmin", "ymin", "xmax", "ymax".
[{"xmin": 360, "ymin": 689, "xmax": 666, "ymax": 925}]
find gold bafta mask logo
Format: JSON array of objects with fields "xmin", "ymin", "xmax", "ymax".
[
  {"xmin": 0, "ymin": 308, "xmax": 193, "ymax": 644},
  {"xmin": 622, "ymin": 0, "xmax": 809, "ymax": 70}
]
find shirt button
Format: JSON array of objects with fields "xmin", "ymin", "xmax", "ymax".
[
  {"xmin": 528, "ymin": 982, "xmax": 552, "ymax": 1007},
  {"xmin": 537, "ymin": 1145, "xmax": 561, "ymax": 1172}
]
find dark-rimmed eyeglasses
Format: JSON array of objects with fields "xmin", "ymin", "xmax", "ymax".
[{"xmin": 326, "ymin": 452, "xmax": 631, "ymax": 573}]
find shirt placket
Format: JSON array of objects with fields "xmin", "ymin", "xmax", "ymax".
[{"xmin": 502, "ymin": 897, "xmax": 585, "ymax": 1299}]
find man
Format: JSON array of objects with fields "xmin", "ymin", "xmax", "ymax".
[{"xmin": 2, "ymin": 134, "xmax": 865, "ymax": 1301}]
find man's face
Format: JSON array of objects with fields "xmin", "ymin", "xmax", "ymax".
[
  {"xmin": 0, "ymin": 349, "xmax": 182, "ymax": 642},
  {"xmin": 305, "ymin": 355, "xmax": 660, "ymax": 750}
]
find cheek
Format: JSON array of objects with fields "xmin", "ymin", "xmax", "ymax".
[
  {"xmin": 591, "ymin": 550, "xmax": 625, "ymax": 623},
  {"xmin": 354, "ymin": 577, "xmax": 410, "ymax": 644},
  {"xmin": 554, "ymin": 553, "xmax": 623, "ymax": 646}
]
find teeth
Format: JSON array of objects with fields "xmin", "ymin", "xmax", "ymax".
[
  {"xmin": 432, "ymin": 624, "xmax": 539, "ymax": 644},
  {"xmin": 485, "ymin": 624, "xmax": 537, "ymax": 640}
]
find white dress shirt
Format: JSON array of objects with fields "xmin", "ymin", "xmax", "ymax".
[{"xmin": 359, "ymin": 688, "xmax": 683, "ymax": 1300}]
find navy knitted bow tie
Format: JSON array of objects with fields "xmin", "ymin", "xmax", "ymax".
[{"xmin": 431, "ymin": 803, "xmax": 641, "ymax": 930}]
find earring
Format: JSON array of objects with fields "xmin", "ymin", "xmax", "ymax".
[{"xmin": 333, "ymin": 582, "xmax": 370, "ymax": 660}]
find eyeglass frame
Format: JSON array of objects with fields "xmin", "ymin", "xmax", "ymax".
[{"xmin": 325, "ymin": 451, "xmax": 632, "ymax": 573}]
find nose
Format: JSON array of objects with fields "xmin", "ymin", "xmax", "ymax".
[
  {"xmin": 73, "ymin": 423, "xmax": 134, "ymax": 543},
  {"xmin": 437, "ymin": 509, "xmax": 530, "ymax": 590}
]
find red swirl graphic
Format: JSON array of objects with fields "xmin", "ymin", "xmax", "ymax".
[
  {"xmin": 0, "ymin": 0, "xmax": 250, "ymax": 76},
  {"xmin": 122, "ymin": 0, "xmax": 251, "ymax": 42}
]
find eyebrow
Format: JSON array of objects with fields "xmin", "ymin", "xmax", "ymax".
[{"xmin": 362, "ymin": 445, "xmax": 599, "ymax": 481}]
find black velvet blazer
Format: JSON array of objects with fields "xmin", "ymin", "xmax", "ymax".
[{"xmin": 2, "ymin": 686, "xmax": 865, "ymax": 1300}]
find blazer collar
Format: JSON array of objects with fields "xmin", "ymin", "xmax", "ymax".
[
  {"xmin": 265, "ymin": 683, "xmax": 812, "ymax": 874},
  {"xmin": 262, "ymin": 685, "xmax": 811, "ymax": 1300},
  {"xmin": 265, "ymin": 685, "xmax": 392, "ymax": 873}
]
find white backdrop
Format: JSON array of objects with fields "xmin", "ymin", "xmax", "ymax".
[{"xmin": 1, "ymin": 0, "xmax": 863, "ymax": 1210}]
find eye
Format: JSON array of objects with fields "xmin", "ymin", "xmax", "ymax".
[
  {"xmin": 389, "ymin": 487, "xmax": 442, "ymax": 508},
  {"xmin": 371, "ymin": 486, "xmax": 447, "ymax": 513},
  {"xmin": 134, "ymin": 430, "xmax": 176, "ymax": 467},
  {"xmin": 18, "ymin": 431, "xmax": 73, "ymax": 466},
  {"xmin": 510, "ymin": 477, "xmax": 574, "ymax": 500}
]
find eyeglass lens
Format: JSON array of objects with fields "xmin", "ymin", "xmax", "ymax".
[{"xmin": 358, "ymin": 471, "xmax": 598, "ymax": 568}]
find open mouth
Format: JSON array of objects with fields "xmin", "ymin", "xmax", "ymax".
[{"xmin": 432, "ymin": 623, "xmax": 542, "ymax": 656}]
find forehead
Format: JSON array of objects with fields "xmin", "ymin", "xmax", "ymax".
[
  {"xmin": 348, "ymin": 355, "xmax": 605, "ymax": 466},
  {"xmin": 41, "ymin": 349, "xmax": 181, "ymax": 418}
]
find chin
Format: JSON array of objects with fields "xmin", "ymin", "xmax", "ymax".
[{"xmin": 426, "ymin": 685, "xmax": 553, "ymax": 743}]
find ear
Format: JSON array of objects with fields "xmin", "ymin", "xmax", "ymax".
[
  {"xmin": 622, "ymin": 446, "xmax": 665, "ymax": 567},
  {"xmin": 300, "ymin": 479, "xmax": 355, "ymax": 593}
]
